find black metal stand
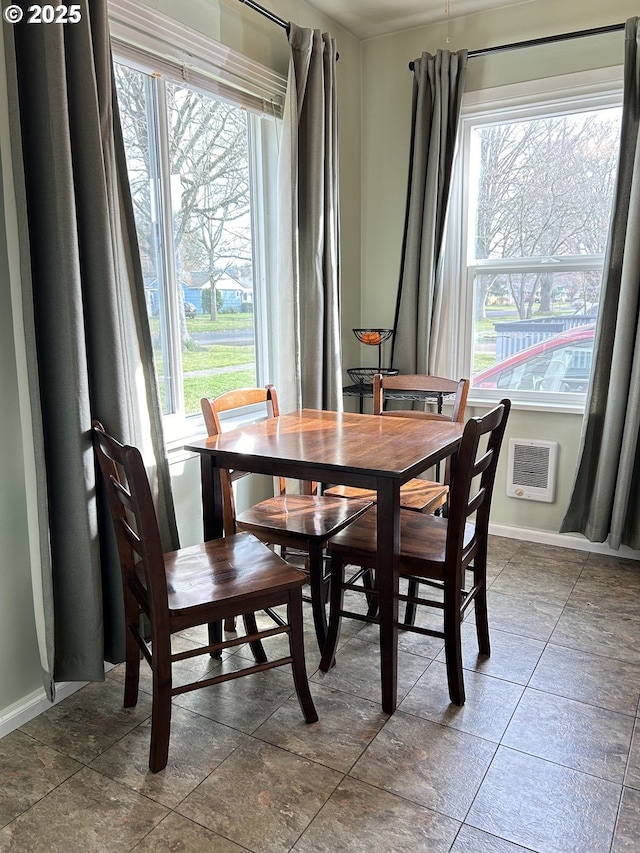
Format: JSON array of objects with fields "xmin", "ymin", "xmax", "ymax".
[{"xmin": 342, "ymin": 384, "xmax": 452, "ymax": 415}]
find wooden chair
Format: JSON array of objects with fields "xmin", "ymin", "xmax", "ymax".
[
  {"xmin": 319, "ymin": 399, "xmax": 511, "ymax": 707},
  {"xmin": 200, "ymin": 386, "xmax": 373, "ymax": 651},
  {"xmin": 324, "ymin": 374, "xmax": 469, "ymax": 514},
  {"xmin": 92, "ymin": 420, "xmax": 317, "ymax": 773}
]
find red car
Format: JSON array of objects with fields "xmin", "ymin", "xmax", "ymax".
[{"xmin": 473, "ymin": 324, "xmax": 595, "ymax": 393}]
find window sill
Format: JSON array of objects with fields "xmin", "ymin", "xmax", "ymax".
[
  {"xmin": 165, "ymin": 416, "xmax": 206, "ymax": 464},
  {"xmin": 467, "ymin": 393, "xmax": 586, "ymax": 416},
  {"xmin": 164, "ymin": 405, "xmax": 269, "ymax": 464}
]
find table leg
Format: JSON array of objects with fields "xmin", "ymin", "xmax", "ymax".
[
  {"xmin": 376, "ymin": 478, "xmax": 400, "ymax": 714},
  {"xmin": 434, "ymin": 392, "xmax": 444, "ymax": 481},
  {"xmin": 200, "ymin": 456, "xmax": 225, "ymax": 650},
  {"xmin": 200, "ymin": 454, "xmax": 224, "ymax": 541},
  {"xmin": 307, "ymin": 540, "xmax": 329, "ymax": 652}
]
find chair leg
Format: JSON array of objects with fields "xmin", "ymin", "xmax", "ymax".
[
  {"xmin": 473, "ymin": 556, "xmax": 491, "ymax": 657},
  {"xmin": 443, "ymin": 598, "xmax": 465, "ymax": 706},
  {"xmin": 123, "ymin": 618, "xmax": 141, "ymax": 708},
  {"xmin": 319, "ymin": 553, "xmax": 345, "ymax": 672},
  {"xmin": 208, "ymin": 620, "xmax": 223, "ymax": 658},
  {"xmin": 288, "ymin": 588, "xmax": 318, "ymax": 724},
  {"xmin": 149, "ymin": 639, "xmax": 172, "ymax": 773},
  {"xmin": 363, "ymin": 569, "xmax": 378, "ymax": 617},
  {"xmin": 404, "ymin": 579, "xmax": 419, "ymax": 625},
  {"xmin": 307, "ymin": 541, "xmax": 329, "ymax": 652},
  {"xmin": 242, "ymin": 612, "xmax": 268, "ymax": 663}
]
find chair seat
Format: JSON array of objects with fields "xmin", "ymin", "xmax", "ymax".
[
  {"xmin": 328, "ymin": 507, "xmax": 475, "ymax": 577},
  {"xmin": 235, "ymin": 494, "xmax": 373, "ymax": 542},
  {"xmin": 324, "ymin": 480, "xmax": 448, "ymax": 513},
  {"xmin": 134, "ymin": 533, "xmax": 307, "ymax": 615}
]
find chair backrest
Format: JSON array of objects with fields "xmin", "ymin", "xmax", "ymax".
[
  {"xmin": 373, "ymin": 374, "xmax": 469, "ymax": 423},
  {"xmin": 373, "ymin": 374, "xmax": 470, "ymax": 487},
  {"xmin": 201, "ymin": 385, "xmax": 280, "ymax": 436},
  {"xmin": 92, "ymin": 421, "xmax": 168, "ymax": 622},
  {"xmin": 445, "ymin": 399, "xmax": 511, "ymax": 573},
  {"xmin": 201, "ymin": 386, "xmax": 286, "ymax": 535}
]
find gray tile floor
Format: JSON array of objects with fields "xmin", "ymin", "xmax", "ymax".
[{"xmin": 2, "ymin": 537, "xmax": 640, "ymax": 852}]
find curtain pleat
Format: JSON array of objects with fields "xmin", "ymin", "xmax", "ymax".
[
  {"xmin": 391, "ymin": 50, "xmax": 467, "ymax": 375},
  {"xmin": 561, "ymin": 17, "xmax": 640, "ymax": 550},
  {"xmin": 274, "ymin": 23, "xmax": 342, "ymax": 412},
  {"xmin": 2, "ymin": 28, "xmax": 55, "ymax": 699},
  {"xmin": 4, "ymin": 0, "xmax": 178, "ymax": 693}
]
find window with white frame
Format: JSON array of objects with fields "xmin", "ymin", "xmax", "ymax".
[
  {"xmin": 454, "ymin": 73, "xmax": 622, "ymax": 406},
  {"xmin": 109, "ymin": 2, "xmax": 284, "ymax": 432}
]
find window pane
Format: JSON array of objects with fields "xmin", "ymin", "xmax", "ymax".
[
  {"xmin": 468, "ymin": 103, "xmax": 621, "ymax": 396},
  {"xmin": 115, "ymin": 62, "xmax": 258, "ymax": 418},
  {"xmin": 114, "ymin": 63, "xmax": 173, "ymax": 414},
  {"xmin": 472, "ymin": 271, "xmax": 597, "ymax": 391},
  {"xmin": 165, "ymin": 82, "xmax": 256, "ymax": 415},
  {"xmin": 470, "ymin": 109, "xmax": 621, "ymax": 261}
]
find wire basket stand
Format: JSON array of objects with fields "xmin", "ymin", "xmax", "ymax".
[{"xmin": 348, "ymin": 329, "xmax": 396, "ymax": 386}]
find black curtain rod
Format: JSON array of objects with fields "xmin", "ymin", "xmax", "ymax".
[
  {"xmin": 409, "ymin": 21, "xmax": 625, "ymax": 69},
  {"xmin": 236, "ymin": 0, "xmax": 340, "ymax": 59},
  {"xmin": 238, "ymin": 0, "xmax": 289, "ymax": 33}
]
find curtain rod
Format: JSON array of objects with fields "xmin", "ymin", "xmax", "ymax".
[
  {"xmin": 408, "ymin": 21, "xmax": 625, "ymax": 69},
  {"xmin": 236, "ymin": 0, "xmax": 340, "ymax": 59},
  {"xmin": 237, "ymin": 0, "xmax": 289, "ymax": 33}
]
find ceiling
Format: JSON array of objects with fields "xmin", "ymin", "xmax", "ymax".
[{"xmin": 304, "ymin": 0, "xmax": 532, "ymax": 40}]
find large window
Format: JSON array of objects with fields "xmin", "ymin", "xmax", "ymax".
[
  {"xmin": 457, "ymin": 77, "xmax": 622, "ymax": 405},
  {"xmin": 115, "ymin": 65, "xmax": 258, "ymax": 418},
  {"xmin": 109, "ymin": 1, "xmax": 284, "ymax": 432}
]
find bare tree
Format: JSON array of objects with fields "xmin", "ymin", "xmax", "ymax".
[
  {"xmin": 167, "ymin": 82, "xmax": 252, "ymax": 320},
  {"xmin": 473, "ymin": 110, "xmax": 620, "ymax": 320},
  {"xmin": 114, "ymin": 65, "xmax": 253, "ymax": 328}
]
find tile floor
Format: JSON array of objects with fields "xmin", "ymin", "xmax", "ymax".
[{"xmin": 2, "ymin": 537, "xmax": 640, "ymax": 852}]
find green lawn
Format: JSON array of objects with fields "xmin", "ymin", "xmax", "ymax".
[
  {"xmin": 151, "ymin": 310, "xmax": 257, "ymax": 414},
  {"xmin": 184, "ymin": 370, "xmax": 257, "ymax": 413},
  {"xmin": 186, "ymin": 313, "xmax": 254, "ymax": 334},
  {"xmin": 149, "ymin": 311, "xmax": 254, "ymax": 337},
  {"xmin": 182, "ymin": 345, "xmax": 254, "ymax": 371},
  {"xmin": 182, "ymin": 343, "xmax": 255, "ymax": 413},
  {"xmin": 473, "ymin": 353, "xmax": 495, "ymax": 373}
]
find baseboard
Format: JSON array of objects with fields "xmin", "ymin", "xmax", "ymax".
[
  {"xmin": 0, "ymin": 680, "xmax": 88, "ymax": 739},
  {"xmin": 0, "ymin": 663, "xmax": 116, "ymax": 740},
  {"xmin": 489, "ymin": 523, "xmax": 640, "ymax": 560}
]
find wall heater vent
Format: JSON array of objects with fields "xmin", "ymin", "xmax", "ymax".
[{"xmin": 507, "ymin": 438, "xmax": 558, "ymax": 503}]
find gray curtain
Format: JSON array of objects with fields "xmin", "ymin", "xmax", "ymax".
[
  {"xmin": 561, "ymin": 17, "xmax": 640, "ymax": 551},
  {"xmin": 391, "ymin": 50, "xmax": 468, "ymax": 374},
  {"xmin": 4, "ymin": 0, "xmax": 179, "ymax": 697},
  {"xmin": 274, "ymin": 23, "xmax": 342, "ymax": 412}
]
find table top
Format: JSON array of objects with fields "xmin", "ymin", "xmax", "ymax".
[{"xmin": 185, "ymin": 408, "xmax": 463, "ymax": 484}]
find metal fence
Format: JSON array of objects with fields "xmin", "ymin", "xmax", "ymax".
[{"xmin": 494, "ymin": 315, "xmax": 596, "ymax": 360}]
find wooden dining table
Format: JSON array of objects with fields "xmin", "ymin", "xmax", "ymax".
[{"xmin": 185, "ymin": 408, "xmax": 464, "ymax": 714}]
